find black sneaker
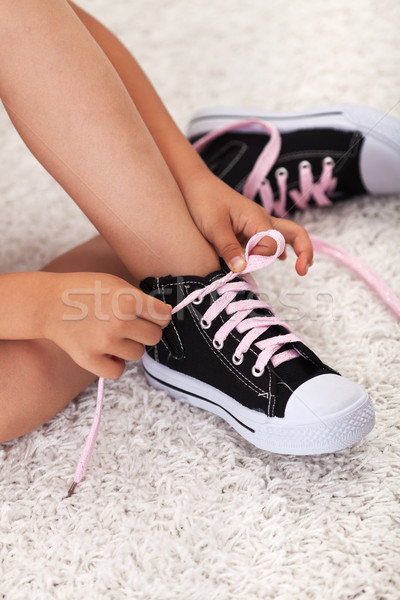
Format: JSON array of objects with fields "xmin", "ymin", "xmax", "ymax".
[
  {"xmin": 187, "ymin": 105, "xmax": 400, "ymax": 218},
  {"xmin": 140, "ymin": 231, "xmax": 375, "ymax": 455}
]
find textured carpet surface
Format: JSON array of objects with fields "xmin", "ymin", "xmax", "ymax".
[{"xmin": 0, "ymin": 1, "xmax": 399, "ymax": 599}]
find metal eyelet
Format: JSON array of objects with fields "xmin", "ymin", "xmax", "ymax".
[
  {"xmin": 251, "ymin": 365, "xmax": 265, "ymax": 377},
  {"xmin": 232, "ymin": 354, "xmax": 244, "ymax": 366},
  {"xmin": 192, "ymin": 296, "xmax": 203, "ymax": 305},
  {"xmin": 322, "ymin": 156, "xmax": 335, "ymax": 167},
  {"xmin": 275, "ymin": 166, "xmax": 288, "ymax": 178},
  {"xmin": 299, "ymin": 160, "xmax": 311, "ymax": 170},
  {"xmin": 200, "ymin": 318, "xmax": 211, "ymax": 330},
  {"xmin": 213, "ymin": 339, "xmax": 224, "ymax": 350}
]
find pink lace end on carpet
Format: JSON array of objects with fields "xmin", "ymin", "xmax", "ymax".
[{"xmin": 66, "ymin": 376, "xmax": 104, "ymax": 497}]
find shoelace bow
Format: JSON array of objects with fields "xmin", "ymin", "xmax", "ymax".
[{"xmin": 193, "ymin": 118, "xmax": 337, "ymax": 217}]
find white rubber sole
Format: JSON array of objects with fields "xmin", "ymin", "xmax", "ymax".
[
  {"xmin": 142, "ymin": 354, "xmax": 375, "ymax": 456},
  {"xmin": 187, "ymin": 104, "xmax": 400, "ymax": 152}
]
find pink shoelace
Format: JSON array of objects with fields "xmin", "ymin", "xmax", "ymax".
[
  {"xmin": 193, "ymin": 118, "xmax": 337, "ymax": 217},
  {"xmin": 67, "ymin": 228, "xmax": 400, "ymax": 497}
]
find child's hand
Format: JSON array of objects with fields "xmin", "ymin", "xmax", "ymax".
[
  {"xmin": 43, "ymin": 272, "xmax": 171, "ymax": 379},
  {"xmin": 184, "ymin": 173, "xmax": 313, "ymax": 276}
]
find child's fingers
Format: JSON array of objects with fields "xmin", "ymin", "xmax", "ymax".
[
  {"xmin": 271, "ymin": 217, "xmax": 314, "ymax": 274},
  {"xmin": 250, "ymin": 236, "xmax": 278, "ymax": 257},
  {"xmin": 278, "ymin": 249, "xmax": 288, "ymax": 261},
  {"xmin": 106, "ymin": 338, "xmax": 146, "ymax": 363},
  {"xmin": 295, "ymin": 252, "xmax": 311, "ymax": 276},
  {"xmin": 123, "ymin": 318, "xmax": 164, "ymax": 347},
  {"xmin": 291, "ymin": 230, "xmax": 314, "ymax": 275},
  {"xmin": 238, "ymin": 207, "xmax": 277, "ymax": 257},
  {"xmin": 91, "ymin": 354, "xmax": 127, "ymax": 380},
  {"xmin": 135, "ymin": 292, "xmax": 172, "ymax": 326},
  {"xmin": 206, "ymin": 214, "xmax": 246, "ymax": 272}
]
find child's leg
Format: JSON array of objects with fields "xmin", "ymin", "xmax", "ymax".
[
  {"xmin": 0, "ymin": 236, "xmax": 135, "ymax": 442},
  {"xmin": 67, "ymin": 1, "xmax": 211, "ymax": 197},
  {"xmin": 0, "ymin": 0, "xmax": 219, "ymax": 281}
]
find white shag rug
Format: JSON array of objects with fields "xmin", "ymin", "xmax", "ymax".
[{"xmin": 0, "ymin": 0, "xmax": 399, "ymax": 598}]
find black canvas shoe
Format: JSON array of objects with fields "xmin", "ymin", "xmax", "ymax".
[
  {"xmin": 140, "ymin": 231, "xmax": 375, "ymax": 455},
  {"xmin": 187, "ymin": 105, "xmax": 400, "ymax": 217}
]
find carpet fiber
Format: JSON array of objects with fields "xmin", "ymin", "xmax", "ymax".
[{"xmin": 1, "ymin": 1, "xmax": 399, "ymax": 598}]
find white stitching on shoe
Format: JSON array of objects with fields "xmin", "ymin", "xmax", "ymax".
[
  {"xmin": 187, "ymin": 302, "xmax": 270, "ymax": 399},
  {"xmin": 206, "ymin": 141, "xmax": 248, "ymax": 180}
]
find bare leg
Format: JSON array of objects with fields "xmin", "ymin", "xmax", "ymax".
[
  {"xmin": 67, "ymin": 1, "xmax": 210, "ymax": 198},
  {"xmin": 0, "ymin": 236, "xmax": 135, "ymax": 442},
  {"xmin": 0, "ymin": 0, "xmax": 219, "ymax": 280}
]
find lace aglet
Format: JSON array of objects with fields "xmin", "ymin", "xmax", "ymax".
[{"xmin": 66, "ymin": 481, "xmax": 78, "ymax": 498}]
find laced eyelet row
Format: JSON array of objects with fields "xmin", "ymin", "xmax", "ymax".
[
  {"xmin": 273, "ymin": 156, "xmax": 335, "ymax": 179},
  {"xmin": 201, "ymin": 319, "xmax": 265, "ymax": 377},
  {"xmin": 233, "ymin": 353, "xmax": 265, "ymax": 377}
]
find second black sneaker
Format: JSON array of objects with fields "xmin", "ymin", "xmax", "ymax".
[{"xmin": 187, "ymin": 104, "xmax": 400, "ymax": 218}]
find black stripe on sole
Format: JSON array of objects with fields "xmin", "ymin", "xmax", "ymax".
[{"xmin": 143, "ymin": 365, "xmax": 256, "ymax": 433}]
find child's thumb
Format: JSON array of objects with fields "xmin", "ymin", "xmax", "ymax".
[{"xmin": 210, "ymin": 219, "xmax": 246, "ymax": 273}]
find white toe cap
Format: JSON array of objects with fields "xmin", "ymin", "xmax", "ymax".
[{"xmin": 284, "ymin": 374, "xmax": 369, "ymax": 422}]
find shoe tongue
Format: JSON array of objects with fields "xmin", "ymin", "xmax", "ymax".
[
  {"xmin": 141, "ymin": 264, "xmax": 278, "ymax": 322},
  {"xmin": 140, "ymin": 263, "xmax": 229, "ymax": 297}
]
